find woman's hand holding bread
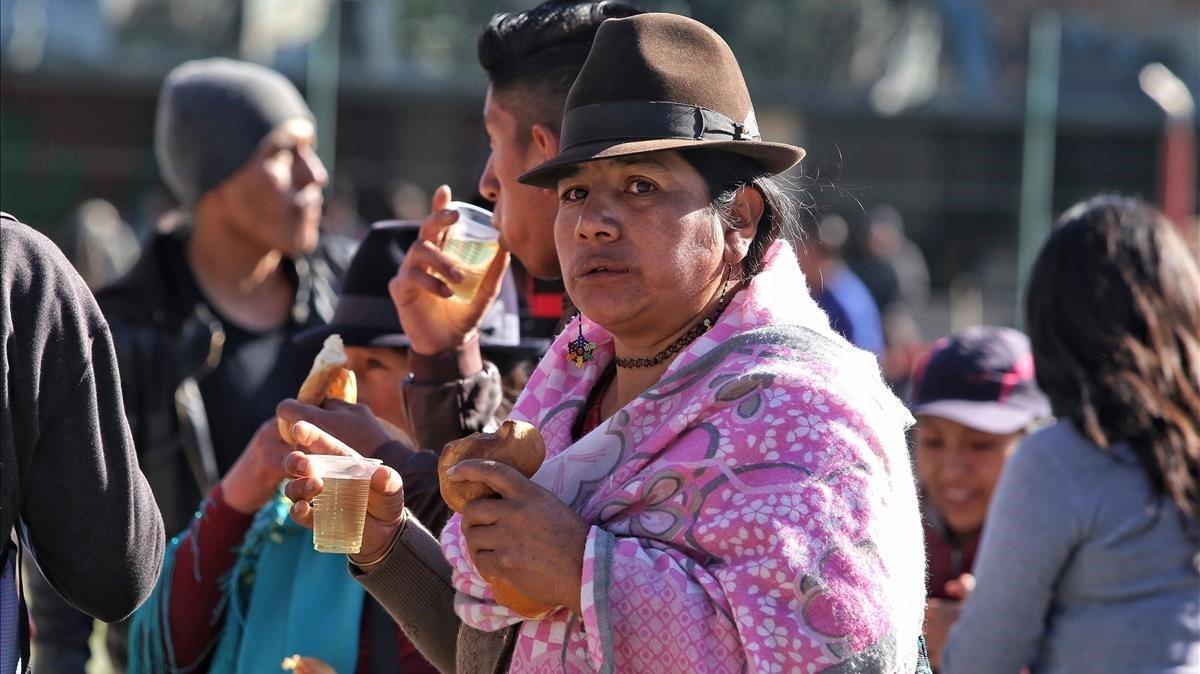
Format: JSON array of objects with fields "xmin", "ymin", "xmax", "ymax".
[
  {"xmin": 447, "ymin": 457, "xmax": 590, "ymax": 618},
  {"xmin": 440, "ymin": 421, "xmax": 589, "ymax": 617}
]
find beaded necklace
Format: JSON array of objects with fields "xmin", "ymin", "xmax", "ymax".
[{"xmin": 614, "ymin": 283, "xmax": 734, "ymax": 369}]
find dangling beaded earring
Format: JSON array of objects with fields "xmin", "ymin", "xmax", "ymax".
[
  {"xmin": 566, "ymin": 312, "xmax": 596, "ymax": 368},
  {"xmin": 701, "ymin": 263, "xmax": 731, "ymax": 329}
]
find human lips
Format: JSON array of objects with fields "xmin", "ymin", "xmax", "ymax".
[
  {"xmin": 573, "ymin": 256, "xmax": 630, "ymax": 280},
  {"xmin": 937, "ymin": 487, "xmax": 980, "ymax": 508}
]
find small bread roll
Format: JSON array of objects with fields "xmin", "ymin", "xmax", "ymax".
[
  {"xmin": 278, "ymin": 335, "xmax": 358, "ymax": 443},
  {"xmin": 438, "ymin": 420, "xmax": 551, "ymax": 618},
  {"xmin": 490, "ymin": 577, "xmax": 556, "ymax": 619},
  {"xmin": 438, "ymin": 420, "xmax": 545, "ymax": 513}
]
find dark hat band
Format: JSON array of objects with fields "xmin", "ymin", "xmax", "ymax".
[
  {"xmin": 560, "ymin": 101, "xmax": 759, "ymax": 151},
  {"xmin": 333, "ymin": 294, "xmax": 403, "ymax": 331}
]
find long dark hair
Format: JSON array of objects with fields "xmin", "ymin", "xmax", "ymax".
[
  {"xmin": 679, "ymin": 149, "xmax": 803, "ymax": 278},
  {"xmin": 1026, "ymin": 195, "xmax": 1200, "ymax": 521}
]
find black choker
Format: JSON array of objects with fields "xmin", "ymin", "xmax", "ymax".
[{"xmin": 615, "ymin": 287, "xmax": 732, "ymax": 369}]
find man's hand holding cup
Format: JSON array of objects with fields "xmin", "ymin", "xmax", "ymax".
[
  {"xmin": 284, "ymin": 421, "xmax": 406, "ymax": 568},
  {"xmin": 387, "ymin": 185, "xmax": 509, "ymax": 356}
]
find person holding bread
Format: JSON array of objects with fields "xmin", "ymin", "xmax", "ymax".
[
  {"xmin": 49, "ymin": 58, "xmax": 351, "ymax": 670},
  {"xmin": 286, "ymin": 13, "xmax": 927, "ymax": 673},
  {"xmin": 127, "ymin": 223, "xmax": 542, "ymax": 673}
]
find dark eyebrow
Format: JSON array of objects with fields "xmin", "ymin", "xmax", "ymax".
[
  {"xmin": 556, "ymin": 154, "xmax": 671, "ymax": 184},
  {"xmin": 613, "ymin": 154, "xmax": 670, "ymax": 171}
]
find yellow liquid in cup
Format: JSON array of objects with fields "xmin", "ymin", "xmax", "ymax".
[
  {"xmin": 312, "ymin": 477, "xmax": 372, "ymax": 554},
  {"xmin": 440, "ymin": 238, "xmax": 500, "ymax": 303}
]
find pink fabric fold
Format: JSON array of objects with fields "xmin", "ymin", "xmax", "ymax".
[{"xmin": 441, "ymin": 241, "xmax": 926, "ymax": 672}]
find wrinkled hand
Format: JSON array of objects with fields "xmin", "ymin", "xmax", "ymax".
[
  {"xmin": 387, "ymin": 184, "xmax": 510, "ymax": 355},
  {"xmin": 221, "ymin": 419, "xmax": 295, "ymax": 515},
  {"xmin": 277, "ymin": 398, "xmax": 392, "ymax": 458},
  {"xmin": 283, "ymin": 421, "xmax": 406, "ymax": 568},
  {"xmin": 448, "ymin": 460, "xmax": 590, "ymax": 615}
]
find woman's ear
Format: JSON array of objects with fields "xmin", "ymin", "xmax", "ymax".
[{"xmin": 723, "ymin": 186, "xmax": 765, "ymax": 265}]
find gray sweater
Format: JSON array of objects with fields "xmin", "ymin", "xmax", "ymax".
[
  {"xmin": 941, "ymin": 421, "xmax": 1200, "ymax": 674},
  {"xmin": 351, "ymin": 515, "xmax": 512, "ymax": 674}
]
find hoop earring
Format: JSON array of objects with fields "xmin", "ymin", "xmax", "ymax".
[{"xmin": 566, "ymin": 312, "xmax": 597, "ymax": 368}]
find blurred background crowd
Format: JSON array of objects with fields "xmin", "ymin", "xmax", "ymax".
[
  {"xmin": 3, "ymin": 0, "xmax": 1197, "ymax": 340},
  {"xmin": 2, "ymin": 1, "xmax": 1198, "ymax": 673}
]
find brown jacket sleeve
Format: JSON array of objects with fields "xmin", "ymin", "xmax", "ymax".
[
  {"xmin": 375, "ymin": 337, "xmax": 512, "ymax": 671},
  {"xmin": 404, "ymin": 336, "xmax": 503, "ymax": 454},
  {"xmin": 376, "ymin": 337, "xmax": 502, "ymax": 534}
]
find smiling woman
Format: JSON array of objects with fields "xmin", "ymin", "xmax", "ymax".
[
  {"xmin": 940, "ymin": 197, "xmax": 1200, "ymax": 674},
  {"xmin": 905, "ymin": 326, "xmax": 1051, "ymax": 667},
  {"xmin": 283, "ymin": 11, "xmax": 929, "ymax": 674}
]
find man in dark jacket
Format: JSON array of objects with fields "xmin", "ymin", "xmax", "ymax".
[
  {"xmin": 24, "ymin": 59, "xmax": 347, "ymax": 671},
  {"xmin": 0, "ymin": 213, "xmax": 165, "ymax": 673}
]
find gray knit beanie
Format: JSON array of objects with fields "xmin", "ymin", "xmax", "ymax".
[{"xmin": 155, "ymin": 58, "xmax": 314, "ymax": 204}]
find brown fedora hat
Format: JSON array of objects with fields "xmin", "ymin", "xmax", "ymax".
[{"xmin": 518, "ymin": 12, "xmax": 805, "ymax": 188}]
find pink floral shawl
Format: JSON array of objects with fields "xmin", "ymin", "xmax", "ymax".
[{"xmin": 441, "ymin": 242, "xmax": 925, "ymax": 673}]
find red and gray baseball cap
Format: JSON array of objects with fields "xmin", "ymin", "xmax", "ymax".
[{"xmin": 910, "ymin": 326, "xmax": 1051, "ymax": 435}]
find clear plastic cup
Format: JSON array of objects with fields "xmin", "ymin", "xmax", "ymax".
[
  {"xmin": 307, "ymin": 455, "xmax": 382, "ymax": 554},
  {"xmin": 437, "ymin": 202, "xmax": 500, "ymax": 303}
]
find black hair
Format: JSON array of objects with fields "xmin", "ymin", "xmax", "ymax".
[
  {"xmin": 678, "ymin": 148, "xmax": 802, "ymax": 278},
  {"xmin": 1026, "ymin": 195, "xmax": 1200, "ymax": 522},
  {"xmin": 477, "ymin": 1, "xmax": 641, "ymax": 133}
]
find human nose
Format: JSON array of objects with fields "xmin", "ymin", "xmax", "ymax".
[
  {"xmin": 296, "ymin": 146, "xmax": 328, "ymax": 190},
  {"xmin": 573, "ymin": 192, "xmax": 621, "ymax": 242},
  {"xmin": 478, "ymin": 153, "xmax": 500, "ymax": 204},
  {"xmin": 939, "ymin": 448, "xmax": 971, "ymax": 481}
]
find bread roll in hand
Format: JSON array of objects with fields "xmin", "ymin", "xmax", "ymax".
[
  {"xmin": 438, "ymin": 420, "xmax": 545, "ymax": 513},
  {"xmin": 439, "ymin": 420, "xmax": 553, "ymax": 618},
  {"xmin": 278, "ymin": 335, "xmax": 357, "ymax": 443}
]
